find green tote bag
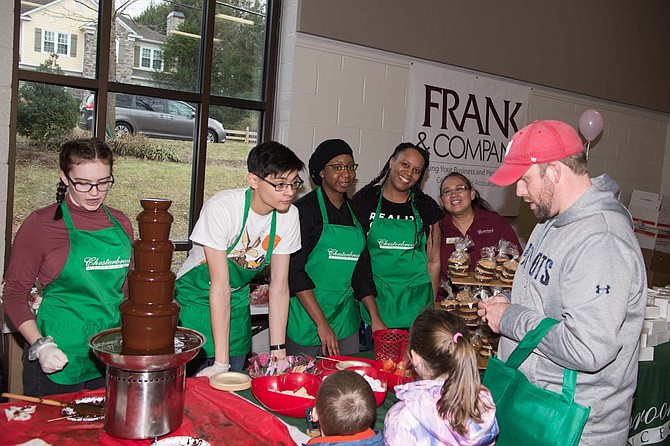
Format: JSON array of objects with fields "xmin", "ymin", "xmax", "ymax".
[{"xmin": 483, "ymin": 318, "xmax": 591, "ymax": 446}]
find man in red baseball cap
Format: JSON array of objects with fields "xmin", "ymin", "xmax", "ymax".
[
  {"xmin": 489, "ymin": 120, "xmax": 588, "ymax": 222},
  {"xmin": 479, "ymin": 119, "xmax": 647, "ymax": 445}
]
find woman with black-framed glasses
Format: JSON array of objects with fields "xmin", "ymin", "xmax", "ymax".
[
  {"xmin": 438, "ymin": 172, "xmax": 521, "ymax": 296},
  {"xmin": 287, "ymin": 139, "xmax": 386, "ymax": 358},
  {"xmin": 2, "ymin": 138, "xmax": 133, "ymax": 397}
]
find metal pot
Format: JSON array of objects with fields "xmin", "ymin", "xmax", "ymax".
[{"xmin": 103, "ymin": 365, "xmax": 185, "ymax": 439}]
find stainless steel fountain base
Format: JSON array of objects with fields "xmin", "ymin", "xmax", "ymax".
[
  {"xmin": 90, "ymin": 327, "xmax": 205, "ymax": 440},
  {"xmin": 104, "ymin": 366, "xmax": 185, "ymax": 439}
]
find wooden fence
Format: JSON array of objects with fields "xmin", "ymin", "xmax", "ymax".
[{"xmin": 227, "ymin": 127, "xmax": 258, "ymax": 144}]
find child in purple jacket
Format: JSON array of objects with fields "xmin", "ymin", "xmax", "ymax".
[{"xmin": 384, "ymin": 309, "xmax": 498, "ymax": 445}]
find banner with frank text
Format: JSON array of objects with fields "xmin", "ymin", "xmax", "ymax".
[{"xmin": 406, "ymin": 62, "xmax": 531, "ymax": 216}]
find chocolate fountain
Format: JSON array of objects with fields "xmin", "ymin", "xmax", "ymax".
[{"xmin": 90, "ymin": 199, "xmax": 204, "ymax": 439}]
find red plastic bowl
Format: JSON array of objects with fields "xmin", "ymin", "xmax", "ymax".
[
  {"xmin": 251, "ymin": 373, "xmax": 322, "ymax": 418},
  {"xmin": 371, "ymin": 360, "xmax": 414, "ymax": 392},
  {"xmin": 346, "ymin": 366, "xmax": 387, "ymax": 407}
]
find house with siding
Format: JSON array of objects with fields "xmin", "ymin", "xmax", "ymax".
[{"xmin": 19, "ymin": 0, "xmax": 166, "ymax": 86}]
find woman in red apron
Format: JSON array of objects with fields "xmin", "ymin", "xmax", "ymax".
[
  {"xmin": 3, "ymin": 138, "xmax": 133, "ymax": 397},
  {"xmin": 287, "ymin": 139, "xmax": 385, "ymax": 357},
  {"xmin": 352, "ymin": 143, "xmax": 443, "ymax": 336}
]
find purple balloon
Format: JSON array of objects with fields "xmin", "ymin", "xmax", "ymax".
[{"xmin": 579, "ymin": 109, "xmax": 604, "ymax": 142}]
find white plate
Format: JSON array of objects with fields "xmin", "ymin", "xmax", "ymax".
[
  {"xmin": 335, "ymin": 360, "xmax": 370, "ymax": 370},
  {"xmin": 209, "ymin": 372, "xmax": 252, "ymax": 391},
  {"xmin": 152, "ymin": 436, "xmax": 211, "ymax": 446},
  {"xmin": 60, "ymin": 396, "xmax": 104, "ymax": 422}
]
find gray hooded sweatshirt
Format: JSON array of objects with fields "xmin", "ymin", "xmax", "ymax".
[{"xmin": 499, "ymin": 174, "xmax": 647, "ymax": 446}]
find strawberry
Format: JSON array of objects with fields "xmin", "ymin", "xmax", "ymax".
[{"xmin": 382, "ymin": 359, "xmax": 396, "ymax": 373}]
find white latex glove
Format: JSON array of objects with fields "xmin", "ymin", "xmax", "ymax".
[
  {"xmin": 196, "ymin": 361, "xmax": 231, "ymax": 378},
  {"xmin": 35, "ymin": 341, "xmax": 69, "ymax": 374}
]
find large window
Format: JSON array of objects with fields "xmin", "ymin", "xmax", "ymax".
[{"xmin": 11, "ymin": 0, "xmax": 281, "ymax": 250}]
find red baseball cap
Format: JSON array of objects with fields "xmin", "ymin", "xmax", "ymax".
[{"xmin": 489, "ymin": 120, "xmax": 584, "ymax": 186}]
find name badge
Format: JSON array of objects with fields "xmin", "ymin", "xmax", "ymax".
[{"xmin": 445, "ymin": 237, "xmax": 459, "ymax": 245}]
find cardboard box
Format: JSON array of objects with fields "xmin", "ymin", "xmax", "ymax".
[
  {"xmin": 628, "ymin": 189, "xmax": 669, "ymax": 250},
  {"xmin": 641, "ymin": 248, "xmax": 654, "ymax": 269},
  {"xmin": 629, "ymin": 190, "xmax": 663, "ymax": 211},
  {"xmin": 650, "ymin": 270, "xmax": 670, "ymax": 287},
  {"xmin": 655, "ymin": 230, "xmax": 670, "ymax": 254},
  {"xmin": 632, "ymin": 211, "xmax": 659, "ymax": 250},
  {"xmin": 647, "ymin": 269, "xmax": 654, "ymax": 287},
  {"xmin": 651, "ymin": 250, "xmax": 670, "ymax": 273}
]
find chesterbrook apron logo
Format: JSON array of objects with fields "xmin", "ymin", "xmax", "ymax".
[
  {"xmin": 376, "ymin": 239, "xmax": 415, "ymax": 250},
  {"xmin": 84, "ymin": 256, "xmax": 131, "ymax": 271},
  {"xmin": 327, "ymin": 248, "xmax": 360, "ymax": 261}
]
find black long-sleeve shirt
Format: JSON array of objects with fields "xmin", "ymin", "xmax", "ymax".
[{"xmin": 288, "ymin": 190, "xmax": 376, "ymax": 300}]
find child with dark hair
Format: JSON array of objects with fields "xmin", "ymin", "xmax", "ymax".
[
  {"xmin": 307, "ymin": 370, "xmax": 385, "ymax": 445},
  {"xmin": 176, "ymin": 141, "xmax": 305, "ymax": 375},
  {"xmin": 384, "ymin": 308, "xmax": 498, "ymax": 445},
  {"xmin": 3, "ymin": 138, "xmax": 133, "ymax": 396}
]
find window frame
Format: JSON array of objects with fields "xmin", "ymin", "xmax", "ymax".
[{"xmin": 7, "ymin": 0, "xmax": 283, "ymax": 261}]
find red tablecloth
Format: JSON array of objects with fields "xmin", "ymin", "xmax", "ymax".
[{"xmin": 2, "ymin": 377, "xmax": 297, "ymax": 446}]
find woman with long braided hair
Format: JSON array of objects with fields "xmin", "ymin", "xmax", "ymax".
[
  {"xmin": 351, "ymin": 143, "xmax": 443, "ymax": 333},
  {"xmin": 3, "ymin": 138, "xmax": 133, "ymax": 396}
]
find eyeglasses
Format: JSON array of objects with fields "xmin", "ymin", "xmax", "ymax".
[
  {"xmin": 325, "ymin": 163, "xmax": 358, "ymax": 172},
  {"xmin": 66, "ymin": 175, "xmax": 115, "ymax": 193},
  {"xmin": 258, "ymin": 176, "xmax": 304, "ymax": 191},
  {"xmin": 440, "ymin": 185, "xmax": 470, "ymax": 196}
]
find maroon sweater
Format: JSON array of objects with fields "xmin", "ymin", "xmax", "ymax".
[
  {"xmin": 2, "ymin": 195, "xmax": 134, "ymax": 329},
  {"xmin": 439, "ymin": 206, "xmax": 522, "ymax": 280}
]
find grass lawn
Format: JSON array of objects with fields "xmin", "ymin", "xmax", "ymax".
[{"xmin": 13, "ymin": 139, "xmax": 253, "ymax": 244}]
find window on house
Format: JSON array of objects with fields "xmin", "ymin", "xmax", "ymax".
[
  {"xmin": 42, "ymin": 30, "xmax": 69, "ymax": 55},
  {"xmin": 140, "ymin": 47, "xmax": 163, "ymax": 71},
  {"xmin": 153, "ymin": 50, "xmax": 163, "ymax": 71},
  {"xmin": 12, "ymin": 0, "xmax": 280, "ymax": 249},
  {"xmin": 57, "ymin": 33, "xmax": 69, "ymax": 55},
  {"xmin": 42, "ymin": 30, "xmax": 55, "ymax": 53}
]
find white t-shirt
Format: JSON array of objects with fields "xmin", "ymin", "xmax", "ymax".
[{"xmin": 177, "ymin": 188, "xmax": 301, "ymax": 278}]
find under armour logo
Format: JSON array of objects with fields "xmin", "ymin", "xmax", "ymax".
[{"xmin": 595, "ymin": 285, "xmax": 610, "ymax": 295}]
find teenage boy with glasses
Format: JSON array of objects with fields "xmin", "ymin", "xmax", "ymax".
[{"xmin": 175, "ymin": 141, "xmax": 305, "ymax": 376}]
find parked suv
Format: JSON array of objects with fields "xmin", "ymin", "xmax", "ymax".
[{"xmin": 78, "ymin": 93, "xmax": 227, "ymax": 143}]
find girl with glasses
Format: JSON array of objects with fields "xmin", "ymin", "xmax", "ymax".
[
  {"xmin": 438, "ymin": 172, "xmax": 522, "ymax": 296},
  {"xmin": 287, "ymin": 139, "xmax": 385, "ymax": 357},
  {"xmin": 2, "ymin": 138, "xmax": 133, "ymax": 397}
]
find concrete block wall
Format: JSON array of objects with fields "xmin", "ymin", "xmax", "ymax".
[{"xmin": 276, "ymin": 29, "xmax": 670, "ymax": 244}]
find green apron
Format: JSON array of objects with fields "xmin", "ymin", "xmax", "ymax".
[
  {"xmin": 288, "ymin": 188, "xmax": 365, "ymax": 346},
  {"xmin": 37, "ymin": 201, "xmax": 131, "ymax": 385},
  {"xmin": 175, "ymin": 188, "xmax": 276, "ymax": 357},
  {"xmin": 361, "ymin": 186, "xmax": 433, "ymax": 328}
]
